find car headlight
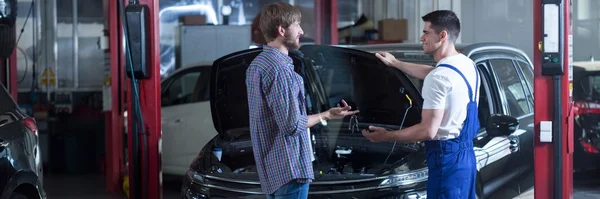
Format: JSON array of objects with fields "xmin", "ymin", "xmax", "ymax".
[
  {"xmin": 379, "ymin": 167, "xmax": 428, "ymax": 187},
  {"xmin": 182, "ymin": 170, "xmax": 210, "ymax": 199},
  {"xmin": 186, "ymin": 169, "xmax": 205, "ymax": 184}
]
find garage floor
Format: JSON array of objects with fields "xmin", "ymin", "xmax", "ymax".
[
  {"xmin": 43, "ymin": 174, "xmax": 180, "ymax": 199},
  {"xmin": 43, "ymin": 170, "xmax": 599, "ymax": 199}
]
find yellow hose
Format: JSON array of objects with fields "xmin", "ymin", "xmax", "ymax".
[{"xmin": 122, "ymin": 176, "xmax": 130, "ymax": 198}]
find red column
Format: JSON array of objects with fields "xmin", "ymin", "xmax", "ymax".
[
  {"xmin": 106, "ymin": 0, "xmax": 125, "ymax": 193},
  {"xmin": 125, "ymin": 0, "xmax": 162, "ymax": 199},
  {"xmin": 533, "ymin": 0, "xmax": 574, "ymax": 198},
  {"xmin": 563, "ymin": 0, "xmax": 575, "ymax": 197},
  {"xmin": 330, "ymin": 0, "xmax": 338, "ymax": 45},
  {"xmin": 314, "ymin": 0, "xmax": 322, "ymax": 45},
  {"xmin": 9, "ymin": 48, "xmax": 17, "ymax": 100},
  {"xmin": 314, "ymin": 0, "xmax": 338, "ymax": 45}
]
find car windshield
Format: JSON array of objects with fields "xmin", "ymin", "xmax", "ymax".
[
  {"xmin": 389, "ymin": 52, "xmax": 437, "ymax": 91},
  {"xmin": 305, "ymin": 47, "xmax": 431, "ymax": 128}
]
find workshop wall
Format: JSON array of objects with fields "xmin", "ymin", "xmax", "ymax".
[
  {"xmin": 13, "ymin": 0, "xmax": 600, "ymax": 90},
  {"xmin": 461, "ymin": 0, "xmax": 534, "ymax": 59},
  {"xmin": 14, "ymin": 0, "xmax": 106, "ymax": 91},
  {"xmin": 361, "ymin": 0, "xmax": 600, "ymax": 62},
  {"xmin": 361, "ymin": 0, "xmax": 462, "ymax": 44}
]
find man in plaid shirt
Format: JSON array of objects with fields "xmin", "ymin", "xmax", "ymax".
[{"xmin": 245, "ymin": 2, "xmax": 359, "ymax": 199}]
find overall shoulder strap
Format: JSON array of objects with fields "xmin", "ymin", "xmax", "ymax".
[{"xmin": 437, "ymin": 63, "xmax": 479, "ymax": 102}]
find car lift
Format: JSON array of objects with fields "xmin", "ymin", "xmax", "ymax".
[
  {"xmin": 100, "ymin": 0, "xmax": 576, "ymax": 198},
  {"xmin": 534, "ymin": 0, "xmax": 575, "ymax": 198},
  {"xmin": 104, "ymin": 0, "xmax": 338, "ymax": 198},
  {"xmin": 106, "ymin": 0, "xmax": 162, "ymax": 198}
]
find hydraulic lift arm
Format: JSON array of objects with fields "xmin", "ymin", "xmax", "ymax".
[{"xmin": 534, "ymin": 0, "xmax": 575, "ymax": 198}]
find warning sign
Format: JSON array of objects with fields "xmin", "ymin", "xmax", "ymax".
[
  {"xmin": 568, "ymin": 33, "xmax": 573, "ymax": 100},
  {"xmin": 40, "ymin": 68, "xmax": 56, "ymax": 85}
]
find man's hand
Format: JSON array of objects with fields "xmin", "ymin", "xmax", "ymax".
[
  {"xmin": 325, "ymin": 99, "xmax": 360, "ymax": 120},
  {"xmin": 375, "ymin": 51, "xmax": 398, "ymax": 66},
  {"xmin": 361, "ymin": 126, "xmax": 393, "ymax": 142}
]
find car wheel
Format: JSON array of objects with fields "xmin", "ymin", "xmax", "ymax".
[{"xmin": 9, "ymin": 192, "xmax": 28, "ymax": 199}]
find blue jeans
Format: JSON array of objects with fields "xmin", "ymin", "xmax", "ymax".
[{"xmin": 266, "ymin": 180, "xmax": 309, "ymax": 199}]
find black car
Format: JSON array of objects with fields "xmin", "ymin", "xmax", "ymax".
[
  {"xmin": 181, "ymin": 42, "xmax": 535, "ymax": 199},
  {"xmin": 0, "ymin": 83, "xmax": 46, "ymax": 199},
  {"xmin": 572, "ymin": 61, "xmax": 600, "ymax": 172}
]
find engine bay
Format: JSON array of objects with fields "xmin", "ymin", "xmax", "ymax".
[{"xmin": 202, "ymin": 123, "xmax": 424, "ymax": 177}]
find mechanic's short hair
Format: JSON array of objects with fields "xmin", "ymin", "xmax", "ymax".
[
  {"xmin": 421, "ymin": 10, "xmax": 461, "ymax": 42},
  {"xmin": 259, "ymin": 2, "xmax": 301, "ymax": 42}
]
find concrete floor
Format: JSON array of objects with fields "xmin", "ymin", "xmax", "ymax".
[
  {"xmin": 42, "ymin": 170, "xmax": 599, "ymax": 199},
  {"xmin": 43, "ymin": 174, "xmax": 180, "ymax": 199}
]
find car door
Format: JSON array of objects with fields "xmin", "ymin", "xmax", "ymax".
[
  {"xmin": 469, "ymin": 60, "xmax": 516, "ymax": 194},
  {"xmin": 161, "ymin": 66, "xmax": 215, "ymax": 176},
  {"xmin": 474, "ymin": 57, "xmax": 534, "ymax": 196},
  {"xmin": 488, "ymin": 58, "xmax": 535, "ymax": 166},
  {"xmin": 511, "ymin": 59, "xmax": 535, "ymax": 164}
]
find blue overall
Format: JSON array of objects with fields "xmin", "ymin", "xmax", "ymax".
[{"xmin": 424, "ymin": 64, "xmax": 479, "ymax": 199}]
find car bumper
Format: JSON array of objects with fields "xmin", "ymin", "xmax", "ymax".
[
  {"xmin": 574, "ymin": 128, "xmax": 600, "ymax": 171},
  {"xmin": 181, "ymin": 176, "xmax": 428, "ymax": 199},
  {"xmin": 574, "ymin": 145, "xmax": 600, "ymax": 172}
]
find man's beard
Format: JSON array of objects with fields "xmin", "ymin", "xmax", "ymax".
[{"xmin": 282, "ymin": 32, "xmax": 300, "ymax": 50}]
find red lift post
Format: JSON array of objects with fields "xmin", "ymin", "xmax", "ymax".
[
  {"xmin": 107, "ymin": 0, "xmax": 161, "ymax": 198},
  {"xmin": 0, "ymin": 49, "xmax": 17, "ymax": 100},
  {"xmin": 314, "ymin": 0, "xmax": 338, "ymax": 45},
  {"xmin": 124, "ymin": 0, "xmax": 162, "ymax": 198},
  {"xmin": 533, "ymin": 0, "xmax": 574, "ymax": 198},
  {"xmin": 105, "ymin": 0, "xmax": 125, "ymax": 193},
  {"xmin": 8, "ymin": 50, "xmax": 17, "ymax": 100},
  {"xmin": 103, "ymin": 0, "xmax": 341, "ymax": 197}
]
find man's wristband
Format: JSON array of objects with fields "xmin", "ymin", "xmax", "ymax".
[{"xmin": 319, "ymin": 113, "xmax": 328, "ymax": 126}]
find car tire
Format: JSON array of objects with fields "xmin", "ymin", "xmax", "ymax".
[{"xmin": 9, "ymin": 192, "xmax": 28, "ymax": 199}]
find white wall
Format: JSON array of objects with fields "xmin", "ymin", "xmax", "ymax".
[
  {"xmin": 460, "ymin": 0, "xmax": 534, "ymax": 60},
  {"xmin": 362, "ymin": 0, "xmax": 600, "ymax": 62},
  {"xmin": 15, "ymin": 0, "xmax": 106, "ymax": 91},
  {"xmin": 363, "ymin": 0, "xmax": 532, "ymax": 58},
  {"xmin": 572, "ymin": 0, "xmax": 600, "ymax": 61},
  {"xmin": 362, "ymin": 0, "xmax": 462, "ymax": 43},
  {"xmin": 15, "ymin": 15, "xmax": 105, "ymax": 90}
]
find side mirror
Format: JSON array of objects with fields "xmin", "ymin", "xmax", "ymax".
[{"xmin": 486, "ymin": 114, "xmax": 519, "ymax": 137}]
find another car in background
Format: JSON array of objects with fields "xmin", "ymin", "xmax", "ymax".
[
  {"xmin": 160, "ymin": 64, "xmax": 215, "ymax": 176},
  {"xmin": 572, "ymin": 61, "xmax": 600, "ymax": 172}
]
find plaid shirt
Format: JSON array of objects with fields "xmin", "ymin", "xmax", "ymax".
[{"xmin": 245, "ymin": 45, "xmax": 314, "ymax": 194}]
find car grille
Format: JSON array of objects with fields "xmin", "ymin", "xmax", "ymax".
[{"xmin": 193, "ymin": 173, "xmax": 427, "ymax": 198}]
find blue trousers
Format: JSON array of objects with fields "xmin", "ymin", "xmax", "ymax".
[
  {"xmin": 426, "ymin": 145, "xmax": 477, "ymax": 199},
  {"xmin": 266, "ymin": 180, "xmax": 309, "ymax": 199}
]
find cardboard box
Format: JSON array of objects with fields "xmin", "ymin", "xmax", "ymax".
[
  {"xmin": 378, "ymin": 19, "xmax": 408, "ymax": 41},
  {"xmin": 181, "ymin": 15, "xmax": 206, "ymax": 25}
]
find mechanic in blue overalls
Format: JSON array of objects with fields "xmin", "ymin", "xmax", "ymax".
[{"xmin": 362, "ymin": 10, "xmax": 480, "ymax": 199}]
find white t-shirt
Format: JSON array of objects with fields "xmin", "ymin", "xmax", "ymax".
[{"xmin": 421, "ymin": 53, "xmax": 480, "ymax": 140}]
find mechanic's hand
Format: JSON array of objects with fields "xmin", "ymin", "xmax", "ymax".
[
  {"xmin": 362, "ymin": 126, "xmax": 393, "ymax": 142},
  {"xmin": 375, "ymin": 51, "xmax": 397, "ymax": 66},
  {"xmin": 326, "ymin": 99, "xmax": 360, "ymax": 120}
]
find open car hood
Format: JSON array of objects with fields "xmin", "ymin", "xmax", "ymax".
[{"xmin": 210, "ymin": 45, "xmax": 424, "ymax": 136}]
